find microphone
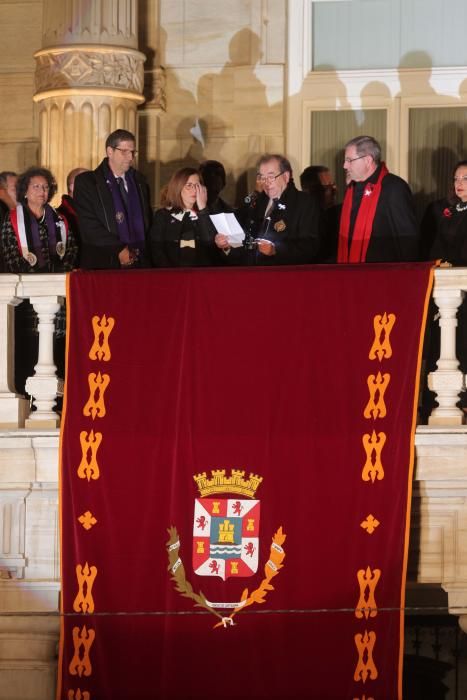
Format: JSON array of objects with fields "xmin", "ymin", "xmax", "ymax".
[{"xmin": 244, "ymin": 190, "xmax": 259, "ymax": 205}]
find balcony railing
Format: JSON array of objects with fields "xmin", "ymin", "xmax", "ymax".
[{"xmin": 0, "ymin": 268, "xmax": 465, "ymax": 429}]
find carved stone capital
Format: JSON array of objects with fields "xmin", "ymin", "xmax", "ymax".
[{"xmin": 34, "ymin": 45, "xmax": 146, "ymax": 99}]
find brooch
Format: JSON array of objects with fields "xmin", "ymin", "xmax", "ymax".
[
  {"xmin": 115, "ymin": 211, "xmax": 125, "ymax": 224},
  {"xmin": 274, "ymin": 220, "xmax": 286, "ymax": 233},
  {"xmin": 56, "ymin": 242, "xmax": 66, "ymax": 258}
]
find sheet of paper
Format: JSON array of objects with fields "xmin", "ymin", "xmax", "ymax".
[{"xmin": 210, "ymin": 213, "xmax": 245, "ymax": 248}]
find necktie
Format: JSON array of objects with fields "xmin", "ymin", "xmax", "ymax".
[
  {"xmin": 265, "ymin": 197, "xmax": 278, "ymax": 218},
  {"xmin": 262, "ymin": 198, "xmax": 278, "ymax": 237},
  {"xmin": 116, "ymin": 177, "xmax": 128, "ymax": 210}
]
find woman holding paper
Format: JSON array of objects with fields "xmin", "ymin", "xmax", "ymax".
[{"xmin": 149, "ymin": 168, "xmax": 218, "ymax": 267}]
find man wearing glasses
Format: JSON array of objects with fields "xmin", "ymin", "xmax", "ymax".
[
  {"xmin": 229, "ymin": 154, "xmax": 321, "ymax": 264},
  {"xmin": 338, "ymin": 135, "xmax": 418, "ymax": 263},
  {"xmin": 74, "ymin": 129, "xmax": 152, "ymax": 269}
]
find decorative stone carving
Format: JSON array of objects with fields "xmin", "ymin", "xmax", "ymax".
[
  {"xmin": 145, "ymin": 66, "xmax": 167, "ymax": 110},
  {"xmin": 35, "ymin": 47, "xmax": 145, "ymax": 95}
]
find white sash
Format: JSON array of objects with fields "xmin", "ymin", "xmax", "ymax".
[{"xmin": 15, "ymin": 204, "xmax": 67, "ymax": 263}]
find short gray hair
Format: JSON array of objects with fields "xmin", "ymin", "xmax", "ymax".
[
  {"xmin": 345, "ymin": 136, "xmax": 381, "ymax": 165},
  {"xmin": 257, "ymin": 154, "xmax": 293, "ymax": 176}
]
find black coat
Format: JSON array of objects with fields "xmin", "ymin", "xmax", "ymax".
[
  {"xmin": 344, "ymin": 170, "xmax": 419, "ymax": 263},
  {"xmin": 235, "ymin": 181, "xmax": 322, "ymax": 265},
  {"xmin": 149, "ymin": 207, "xmax": 217, "ymax": 267},
  {"xmin": 74, "ymin": 160, "xmax": 152, "ymax": 269},
  {"xmin": 429, "ymin": 204, "xmax": 467, "ymax": 266}
]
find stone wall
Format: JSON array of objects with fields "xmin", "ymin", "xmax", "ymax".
[{"xmin": 0, "ymin": 0, "xmax": 287, "ymax": 208}]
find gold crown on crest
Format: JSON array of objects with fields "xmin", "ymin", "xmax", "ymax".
[{"xmin": 193, "ymin": 469, "xmax": 263, "ymax": 499}]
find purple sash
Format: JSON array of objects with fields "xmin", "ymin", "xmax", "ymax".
[{"xmin": 106, "ymin": 168, "xmax": 146, "ymax": 247}]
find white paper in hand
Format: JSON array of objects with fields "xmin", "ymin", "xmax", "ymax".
[{"xmin": 210, "ymin": 213, "xmax": 245, "ymax": 248}]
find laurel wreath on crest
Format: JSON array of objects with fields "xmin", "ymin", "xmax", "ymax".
[{"xmin": 166, "ymin": 525, "xmax": 286, "ymax": 628}]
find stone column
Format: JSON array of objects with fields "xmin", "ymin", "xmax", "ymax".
[
  {"xmin": 33, "ymin": 0, "xmax": 146, "ymax": 197},
  {"xmin": 24, "ymin": 298, "xmax": 62, "ymax": 428},
  {"xmin": 428, "ymin": 269, "xmax": 466, "ymax": 426}
]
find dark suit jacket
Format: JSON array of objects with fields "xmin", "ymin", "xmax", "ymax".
[
  {"xmin": 74, "ymin": 159, "xmax": 152, "ymax": 269},
  {"xmin": 235, "ymin": 181, "xmax": 322, "ymax": 265}
]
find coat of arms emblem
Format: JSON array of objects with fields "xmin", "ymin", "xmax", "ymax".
[
  {"xmin": 166, "ymin": 468, "xmax": 286, "ymax": 628},
  {"xmin": 192, "ymin": 469, "xmax": 262, "ymax": 580}
]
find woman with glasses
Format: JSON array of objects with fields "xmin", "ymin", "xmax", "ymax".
[
  {"xmin": 149, "ymin": 167, "xmax": 217, "ymax": 267},
  {"xmin": 1, "ymin": 166, "xmax": 78, "ymax": 273},
  {"xmin": 428, "ymin": 160, "xmax": 467, "ymax": 265}
]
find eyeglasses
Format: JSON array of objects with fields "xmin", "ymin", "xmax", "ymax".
[
  {"xmin": 257, "ymin": 172, "xmax": 284, "ymax": 184},
  {"xmin": 344, "ymin": 155, "xmax": 367, "ymax": 164},
  {"xmin": 30, "ymin": 183, "xmax": 50, "ymax": 191},
  {"xmin": 453, "ymin": 175, "xmax": 467, "ymax": 182},
  {"xmin": 113, "ymin": 147, "xmax": 137, "ymax": 157},
  {"xmin": 183, "ymin": 182, "xmax": 198, "ymax": 190}
]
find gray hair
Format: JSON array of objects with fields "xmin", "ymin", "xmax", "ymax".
[
  {"xmin": 257, "ymin": 154, "xmax": 293, "ymax": 176},
  {"xmin": 344, "ymin": 136, "xmax": 381, "ymax": 165}
]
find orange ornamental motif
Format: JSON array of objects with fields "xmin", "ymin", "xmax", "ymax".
[
  {"xmin": 73, "ymin": 562, "xmax": 98, "ymax": 614},
  {"xmin": 352, "ymin": 312, "xmax": 394, "ymax": 695},
  {"xmin": 363, "ymin": 372, "xmax": 391, "ymax": 420},
  {"xmin": 68, "ymin": 690, "xmax": 90, "ymax": 700},
  {"xmin": 68, "ymin": 625, "xmax": 95, "ymax": 678},
  {"xmin": 360, "ymin": 514, "xmax": 380, "ymax": 535},
  {"xmin": 361, "ymin": 431, "xmax": 386, "ymax": 483},
  {"xmin": 78, "ymin": 511, "xmax": 97, "ymax": 531},
  {"xmin": 82, "ymin": 372, "xmax": 110, "ymax": 419},
  {"xmin": 369, "ymin": 312, "xmax": 396, "ymax": 361},
  {"xmin": 354, "ymin": 630, "xmax": 378, "ymax": 684},
  {"xmin": 88, "ymin": 314, "xmax": 115, "ymax": 362},
  {"xmin": 355, "ymin": 567, "xmax": 381, "ymax": 620},
  {"xmin": 77, "ymin": 430, "xmax": 102, "ymax": 481}
]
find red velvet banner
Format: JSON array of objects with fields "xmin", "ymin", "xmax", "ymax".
[{"xmin": 57, "ymin": 263, "xmax": 433, "ymax": 700}]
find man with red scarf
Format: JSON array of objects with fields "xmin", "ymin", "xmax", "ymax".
[
  {"xmin": 338, "ymin": 135, "xmax": 418, "ymax": 263},
  {"xmin": 74, "ymin": 129, "xmax": 152, "ymax": 269}
]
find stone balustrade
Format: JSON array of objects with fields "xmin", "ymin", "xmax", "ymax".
[
  {"xmin": 0, "ymin": 268, "xmax": 465, "ymax": 430},
  {"xmin": 0, "ymin": 268, "xmax": 465, "ymax": 698}
]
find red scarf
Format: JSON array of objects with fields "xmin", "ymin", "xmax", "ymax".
[{"xmin": 338, "ymin": 163, "xmax": 388, "ymax": 263}]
